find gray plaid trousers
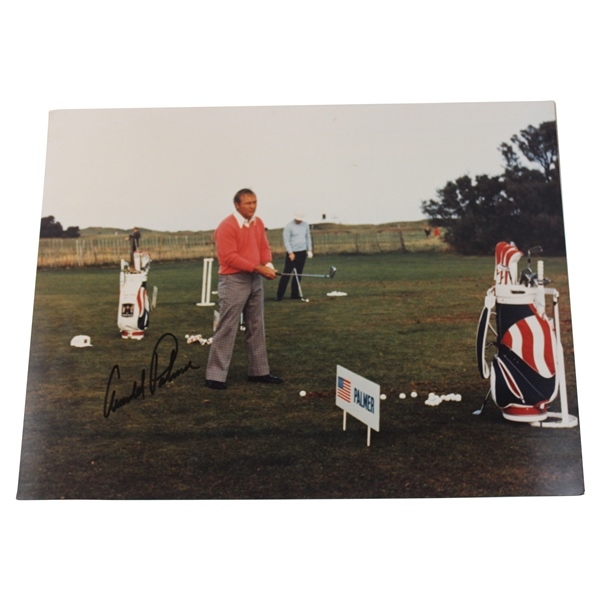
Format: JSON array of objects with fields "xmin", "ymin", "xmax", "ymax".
[{"xmin": 205, "ymin": 272, "xmax": 270, "ymax": 382}]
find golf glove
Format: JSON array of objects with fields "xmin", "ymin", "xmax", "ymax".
[{"xmin": 307, "ymin": 251, "xmax": 313, "ymax": 258}]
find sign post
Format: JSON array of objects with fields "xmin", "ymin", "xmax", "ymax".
[{"xmin": 336, "ymin": 365, "xmax": 380, "ymax": 446}]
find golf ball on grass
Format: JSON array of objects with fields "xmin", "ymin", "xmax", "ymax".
[
  {"xmin": 425, "ymin": 393, "xmax": 443, "ymax": 407},
  {"xmin": 411, "ymin": 391, "xmax": 418, "ymax": 398},
  {"xmin": 380, "ymin": 394, "xmax": 386, "ymax": 400},
  {"xmin": 299, "ymin": 390, "xmax": 306, "ymax": 397},
  {"xmin": 399, "ymin": 393, "xmax": 406, "ymax": 399}
]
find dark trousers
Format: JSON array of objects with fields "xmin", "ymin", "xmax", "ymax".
[{"xmin": 276, "ymin": 250, "xmax": 307, "ymax": 299}]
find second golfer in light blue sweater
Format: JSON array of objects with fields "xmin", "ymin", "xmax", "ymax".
[{"xmin": 276, "ymin": 213, "xmax": 313, "ymax": 300}]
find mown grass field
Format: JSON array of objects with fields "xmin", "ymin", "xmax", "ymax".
[{"xmin": 17, "ymin": 252, "xmax": 584, "ymax": 499}]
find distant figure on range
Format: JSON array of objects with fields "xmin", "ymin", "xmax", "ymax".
[
  {"xmin": 205, "ymin": 189, "xmax": 283, "ymax": 390},
  {"xmin": 276, "ymin": 212, "xmax": 313, "ymax": 301},
  {"xmin": 128, "ymin": 226, "xmax": 141, "ymax": 265}
]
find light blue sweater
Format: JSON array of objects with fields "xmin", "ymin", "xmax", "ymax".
[{"xmin": 283, "ymin": 220, "xmax": 312, "ymax": 253}]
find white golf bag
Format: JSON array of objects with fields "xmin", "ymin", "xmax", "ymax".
[
  {"xmin": 118, "ymin": 251, "xmax": 151, "ymax": 340},
  {"xmin": 476, "ymin": 242, "xmax": 576, "ymax": 426}
]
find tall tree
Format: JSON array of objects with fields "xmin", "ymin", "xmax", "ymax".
[
  {"xmin": 421, "ymin": 121, "xmax": 565, "ymax": 255},
  {"xmin": 39, "ymin": 216, "xmax": 81, "ymax": 239},
  {"xmin": 503, "ymin": 121, "xmax": 559, "ymax": 182},
  {"xmin": 63, "ymin": 226, "xmax": 81, "ymax": 238},
  {"xmin": 40, "ymin": 216, "xmax": 64, "ymax": 238}
]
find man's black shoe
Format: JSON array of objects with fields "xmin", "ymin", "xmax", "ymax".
[
  {"xmin": 248, "ymin": 374, "xmax": 283, "ymax": 384},
  {"xmin": 205, "ymin": 379, "xmax": 227, "ymax": 390}
]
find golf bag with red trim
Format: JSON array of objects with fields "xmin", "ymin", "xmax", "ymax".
[
  {"xmin": 118, "ymin": 251, "xmax": 151, "ymax": 340},
  {"xmin": 476, "ymin": 242, "xmax": 561, "ymax": 423}
]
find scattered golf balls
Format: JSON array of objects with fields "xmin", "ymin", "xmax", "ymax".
[
  {"xmin": 411, "ymin": 391, "xmax": 418, "ymax": 398},
  {"xmin": 425, "ymin": 393, "xmax": 443, "ymax": 406},
  {"xmin": 299, "ymin": 390, "xmax": 306, "ymax": 397},
  {"xmin": 399, "ymin": 392, "xmax": 406, "ymax": 399},
  {"xmin": 424, "ymin": 392, "xmax": 463, "ymax": 407},
  {"xmin": 380, "ymin": 394, "xmax": 386, "ymax": 400}
]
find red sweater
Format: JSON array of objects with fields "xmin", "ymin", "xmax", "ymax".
[{"xmin": 214, "ymin": 214, "xmax": 273, "ymax": 275}]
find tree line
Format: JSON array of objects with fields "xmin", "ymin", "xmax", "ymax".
[
  {"xmin": 421, "ymin": 121, "xmax": 565, "ymax": 255},
  {"xmin": 40, "ymin": 216, "xmax": 80, "ymax": 238}
]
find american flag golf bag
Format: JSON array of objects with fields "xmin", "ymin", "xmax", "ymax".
[
  {"xmin": 476, "ymin": 242, "xmax": 565, "ymax": 423},
  {"xmin": 118, "ymin": 251, "xmax": 151, "ymax": 340}
]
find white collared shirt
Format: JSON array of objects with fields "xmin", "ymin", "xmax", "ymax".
[{"xmin": 233, "ymin": 210, "xmax": 257, "ymax": 228}]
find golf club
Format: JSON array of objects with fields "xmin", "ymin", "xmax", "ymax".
[
  {"xmin": 527, "ymin": 246, "xmax": 543, "ymax": 267},
  {"xmin": 291, "ymin": 268, "xmax": 309, "ymax": 302},
  {"xmin": 276, "ymin": 265, "xmax": 337, "ymax": 279},
  {"xmin": 519, "ymin": 266, "xmax": 535, "ymax": 286},
  {"xmin": 519, "ymin": 246, "xmax": 549, "ymax": 287},
  {"xmin": 472, "ymin": 389, "xmax": 492, "ymax": 415}
]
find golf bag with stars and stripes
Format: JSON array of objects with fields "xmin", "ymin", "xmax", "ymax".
[{"xmin": 476, "ymin": 242, "xmax": 576, "ymax": 426}]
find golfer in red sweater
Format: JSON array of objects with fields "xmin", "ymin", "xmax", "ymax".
[{"xmin": 205, "ymin": 189, "xmax": 283, "ymax": 390}]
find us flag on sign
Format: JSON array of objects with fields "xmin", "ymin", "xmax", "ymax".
[{"xmin": 337, "ymin": 377, "xmax": 351, "ymax": 402}]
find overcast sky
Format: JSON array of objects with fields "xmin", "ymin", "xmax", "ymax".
[{"xmin": 42, "ymin": 101, "xmax": 556, "ymax": 232}]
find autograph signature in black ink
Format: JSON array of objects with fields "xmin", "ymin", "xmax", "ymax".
[{"xmin": 103, "ymin": 333, "xmax": 200, "ymax": 418}]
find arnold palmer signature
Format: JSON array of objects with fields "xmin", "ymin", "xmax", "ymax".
[{"xmin": 103, "ymin": 333, "xmax": 200, "ymax": 418}]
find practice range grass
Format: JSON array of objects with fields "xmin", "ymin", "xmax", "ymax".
[{"xmin": 17, "ymin": 253, "xmax": 584, "ymax": 499}]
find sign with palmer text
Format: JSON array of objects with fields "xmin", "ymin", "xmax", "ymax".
[{"xmin": 336, "ymin": 365, "xmax": 380, "ymax": 432}]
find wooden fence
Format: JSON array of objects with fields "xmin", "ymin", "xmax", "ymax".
[
  {"xmin": 37, "ymin": 233, "xmax": 216, "ymax": 268},
  {"xmin": 37, "ymin": 228, "xmax": 441, "ymax": 268}
]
